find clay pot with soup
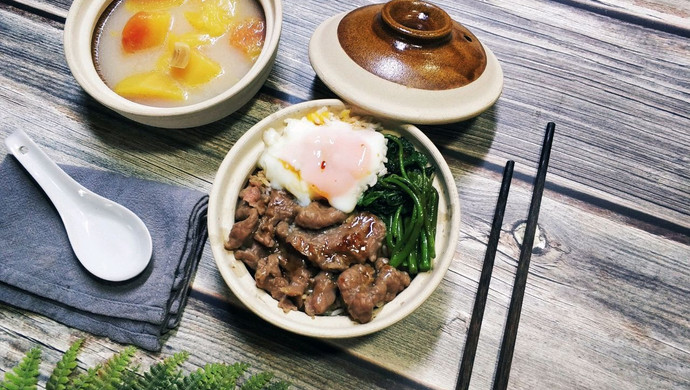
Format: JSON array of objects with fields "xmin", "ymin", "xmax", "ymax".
[
  {"xmin": 93, "ymin": 0, "xmax": 266, "ymax": 107},
  {"xmin": 64, "ymin": 0, "xmax": 282, "ymax": 128}
]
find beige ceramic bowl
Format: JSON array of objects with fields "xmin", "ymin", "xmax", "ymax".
[
  {"xmin": 208, "ymin": 99, "xmax": 461, "ymax": 338},
  {"xmin": 63, "ymin": 0, "xmax": 282, "ymax": 129}
]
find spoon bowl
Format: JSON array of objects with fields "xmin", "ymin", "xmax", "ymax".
[{"xmin": 4, "ymin": 130, "xmax": 152, "ymax": 282}]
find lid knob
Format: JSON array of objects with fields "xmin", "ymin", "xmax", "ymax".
[{"xmin": 381, "ymin": 0, "xmax": 452, "ymax": 41}]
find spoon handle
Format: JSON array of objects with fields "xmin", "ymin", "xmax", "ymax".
[{"xmin": 4, "ymin": 130, "xmax": 82, "ymax": 211}]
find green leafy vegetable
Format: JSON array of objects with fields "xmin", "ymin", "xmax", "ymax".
[{"xmin": 357, "ymin": 133, "xmax": 439, "ymax": 274}]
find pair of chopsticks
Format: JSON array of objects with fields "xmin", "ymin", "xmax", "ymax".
[{"xmin": 456, "ymin": 122, "xmax": 555, "ymax": 390}]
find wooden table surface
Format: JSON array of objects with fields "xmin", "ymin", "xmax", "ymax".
[{"xmin": 1, "ymin": 0, "xmax": 688, "ymax": 389}]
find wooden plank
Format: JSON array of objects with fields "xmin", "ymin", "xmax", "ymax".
[
  {"xmin": 14, "ymin": 0, "xmax": 690, "ymax": 31},
  {"xmin": 552, "ymin": 0, "xmax": 690, "ymax": 35}
]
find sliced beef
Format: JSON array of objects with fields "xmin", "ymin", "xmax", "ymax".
[
  {"xmin": 295, "ymin": 201, "xmax": 347, "ymax": 229},
  {"xmin": 227, "ymin": 173, "xmax": 271, "ymax": 250},
  {"xmin": 254, "ymin": 190, "xmax": 299, "ymax": 248},
  {"xmin": 234, "ymin": 242, "xmax": 269, "ymax": 270},
  {"xmin": 254, "ymin": 254, "xmax": 300, "ymax": 313},
  {"xmin": 374, "ymin": 261, "xmax": 411, "ymax": 303},
  {"xmin": 255, "ymin": 254, "xmax": 289, "ymax": 300},
  {"xmin": 226, "ymin": 170, "xmax": 413, "ymax": 323},
  {"xmin": 337, "ymin": 264, "xmax": 383, "ymax": 323},
  {"xmin": 242, "ymin": 174, "xmax": 270, "ymax": 214},
  {"xmin": 225, "ymin": 208, "xmax": 259, "ymax": 250},
  {"xmin": 304, "ymin": 271, "xmax": 338, "ymax": 317},
  {"xmin": 287, "ymin": 212, "xmax": 386, "ymax": 271},
  {"xmin": 337, "ymin": 261, "xmax": 411, "ymax": 323},
  {"xmin": 275, "ymin": 220, "xmax": 290, "ymax": 240},
  {"xmin": 278, "ymin": 253, "xmax": 312, "ymax": 297},
  {"xmin": 235, "ymin": 203, "xmax": 253, "ymax": 221},
  {"xmin": 278, "ymin": 296, "xmax": 298, "ymax": 313}
]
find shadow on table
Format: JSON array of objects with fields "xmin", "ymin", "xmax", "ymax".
[
  {"xmin": 78, "ymin": 92, "xmax": 248, "ymax": 149},
  {"xmin": 184, "ymin": 280, "xmax": 458, "ymax": 388},
  {"xmin": 73, "ymin": 90, "xmax": 281, "ymax": 183},
  {"xmin": 417, "ymin": 107, "xmax": 498, "ymax": 177}
]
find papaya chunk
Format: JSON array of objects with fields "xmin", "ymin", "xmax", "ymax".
[
  {"xmin": 170, "ymin": 49, "xmax": 223, "ymax": 87},
  {"xmin": 184, "ymin": 0, "xmax": 236, "ymax": 37},
  {"xmin": 229, "ymin": 17, "xmax": 265, "ymax": 61},
  {"xmin": 113, "ymin": 71, "xmax": 185, "ymax": 101},
  {"xmin": 122, "ymin": 11, "xmax": 172, "ymax": 53},
  {"xmin": 170, "ymin": 32, "xmax": 213, "ymax": 49}
]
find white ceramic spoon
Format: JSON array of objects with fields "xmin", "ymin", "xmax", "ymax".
[{"xmin": 4, "ymin": 130, "xmax": 152, "ymax": 282}]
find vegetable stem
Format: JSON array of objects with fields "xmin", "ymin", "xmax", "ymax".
[{"xmin": 358, "ymin": 134, "xmax": 440, "ymax": 273}]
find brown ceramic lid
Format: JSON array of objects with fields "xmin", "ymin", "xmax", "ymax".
[
  {"xmin": 337, "ymin": 0, "xmax": 487, "ymax": 90},
  {"xmin": 309, "ymin": 0, "xmax": 503, "ymax": 124}
]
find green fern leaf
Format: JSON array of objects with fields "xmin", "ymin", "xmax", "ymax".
[
  {"xmin": 240, "ymin": 371, "xmax": 274, "ymax": 390},
  {"xmin": 112, "ymin": 368, "xmax": 140, "ymax": 390},
  {"xmin": 1, "ymin": 347, "xmax": 41, "ymax": 390},
  {"xmin": 95, "ymin": 346, "xmax": 136, "ymax": 390},
  {"xmin": 46, "ymin": 339, "xmax": 84, "ymax": 390},
  {"xmin": 133, "ymin": 350, "xmax": 189, "ymax": 390},
  {"xmin": 181, "ymin": 362, "xmax": 249, "ymax": 390},
  {"xmin": 240, "ymin": 370, "xmax": 290, "ymax": 390},
  {"xmin": 67, "ymin": 365, "xmax": 101, "ymax": 390},
  {"xmin": 3, "ymin": 343, "xmax": 289, "ymax": 390},
  {"xmin": 262, "ymin": 380, "xmax": 291, "ymax": 390}
]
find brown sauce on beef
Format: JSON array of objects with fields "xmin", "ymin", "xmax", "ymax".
[{"xmin": 225, "ymin": 171, "xmax": 411, "ymax": 323}]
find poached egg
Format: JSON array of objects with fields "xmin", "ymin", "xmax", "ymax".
[{"xmin": 258, "ymin": 110, "xmax": 387, "ymax": 213}]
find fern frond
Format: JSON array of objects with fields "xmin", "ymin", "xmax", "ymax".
[
  {"xmin": 3, "ymin": 344, "xmax": 290, "ymax": 390},
  {"xmin": 95, "ymin": 346, "xmax": 136, "ymax": 390},
  {"xmin": 262, "ymin": 380, "xmax": 291, "ymax": 390},
  {"xmin": 68, "ymin": 365, "xmax": 101, "ymax": 390},
  {"xmin": 181, "ymin": 362, "xmax": 250, "ymax": 390},
  {"xmin": 240, "ymin": 371, "xmax": 274, "ymax": 390},
  {"xmin": 1, "ymin": 346, "xmax": 41, "ymax": 390},
  {"xmin": 47, "ymin": 339, "xmax": 84, "ymax": 390},
  {"xmin": 240, "ymin": 370, "xmax": 290, "ymax": 390},
  {"xmin": 128, "ymin": 350, "xmax": 189, "ymax": 390},
  {"xmin": 112, "ymin": 367, "xmax": 141, "ymax": 390}
]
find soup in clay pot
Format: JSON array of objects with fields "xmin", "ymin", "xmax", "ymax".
[{"xmin": 93, "ymin": 0, "xmax": 266, "ymax": 107}]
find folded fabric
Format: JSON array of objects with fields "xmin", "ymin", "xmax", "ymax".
[{"xmin": 0, "ymin": 155, "xmax": 208, "ymax": 351}]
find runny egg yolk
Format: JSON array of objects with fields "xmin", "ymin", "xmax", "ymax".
[
  {"xmin": 259, "ymin": 116, "xmax": 388, "ymax": 213},
  {"xmin": 285, "ymin": 124, "xmax": 371, "ymax": 198}
]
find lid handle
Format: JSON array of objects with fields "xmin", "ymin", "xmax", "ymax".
[{"xmin": 381, "ymin": 0, "xmax": 452, "ymax": 41}]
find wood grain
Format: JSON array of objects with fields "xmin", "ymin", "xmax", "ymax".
[
  {"xmin": 0, "ymin": 0, "xmax": 688, "ymax": 389},
  {"xmin": 4, "ymin": 0, "xmax": 689, "ymax": 231}
]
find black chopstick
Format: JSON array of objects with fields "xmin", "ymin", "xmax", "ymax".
[
  {"xmin": 456, "ymin": 160, "xmax": 514, "ymax": 390},
  {"xmin": 493, "ymin": 122, "xmax": 555, "ymax": 390}
]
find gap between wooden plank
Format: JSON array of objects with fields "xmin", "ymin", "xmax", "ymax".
[
  {"xmin": 5, "ymin": 0, "xmax": 688, "ymax": 37},
  {"xmin": 550, "ymin": 0, "xmax": 690, "ymax": 37},
  {"xmin": 1, "ymin": 0, "xmax": 66, "ymax": 23}
]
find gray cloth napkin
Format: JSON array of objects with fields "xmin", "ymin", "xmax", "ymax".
[{"xmin": 0, "ymin": 155, "xmax": 208, "ymax": 351}]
